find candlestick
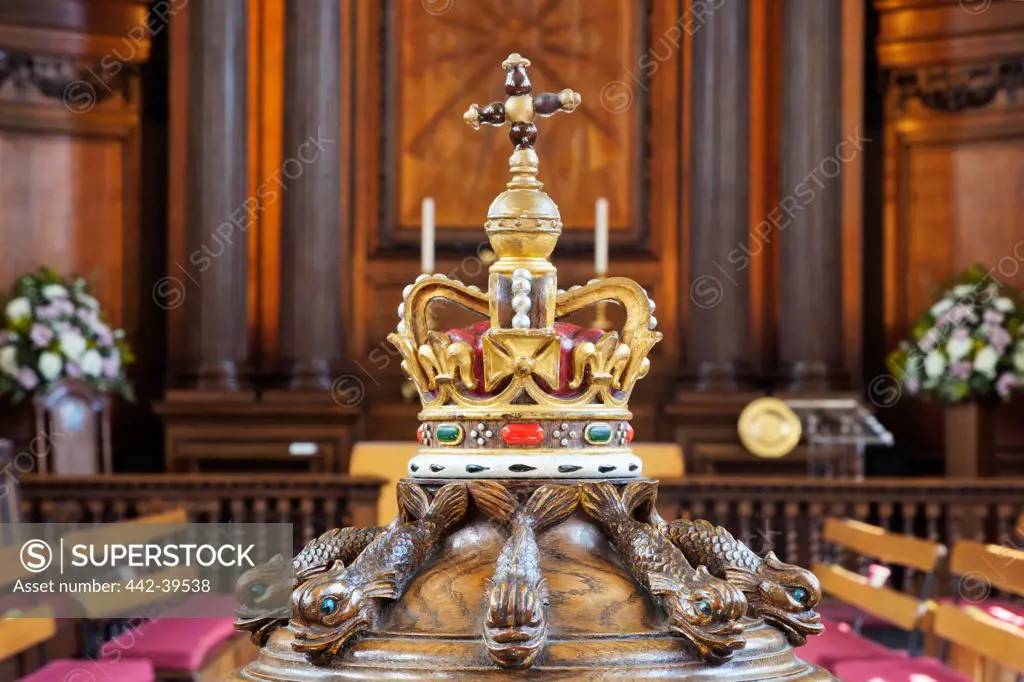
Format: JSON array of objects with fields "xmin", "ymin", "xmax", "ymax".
[
  {"xmin": 594, "ymin": 197, "xmax": 609, "ymax": 276},
  {"xmin": 421, "ymin": 197, "xmax": 435, "ymax": 273}
]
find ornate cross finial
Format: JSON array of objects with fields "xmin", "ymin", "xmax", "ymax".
[{"xmin": 463, "ymin": 53, "xmax": 581, "ymax": 151}]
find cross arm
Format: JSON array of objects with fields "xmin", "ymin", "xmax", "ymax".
[{"xmin": 464, "ymin": 101, "xmax": 506, "ymax": 130}]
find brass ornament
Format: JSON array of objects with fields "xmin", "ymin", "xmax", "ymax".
[
  {"xmin": 581, "ymin": 481, "xmax": 749, "ymax": 662},
  {"xmin": 289, "ymin": 482, "xmax": 468, "ymax": 660},
  {"xmin": 649, "ymin": 511, "xmax": 824, "ymax": 646},
  {"xmin": 234, "ymin": 527, "xmax": 386, "ymax": 646},
  {"xmin": 738, "ymin": 397, "xmax": 803, "ymax": 458},
  {"xmin": 469, "ymin": 481, "xmax": 579, "ymax": 669}
]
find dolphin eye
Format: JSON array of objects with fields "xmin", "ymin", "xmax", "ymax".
[
  {"xmin": 249, "ymin": 584, "xmax": 267, "ymax": 599},
  {"xmin": 319, "ymin": 597, "xmax": 339, "ymax": 616},
  {"xmin": 792, "ymin": 587, "xmax": 809, "ymax": 605},
  {"xmin": 694, "ymin": 599, "xmax": 713, "ymax": 618}
]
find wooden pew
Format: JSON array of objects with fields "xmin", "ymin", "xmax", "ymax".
[
  {"xmin": 814, "ymin": 518, "xmax": 946, "ymax": 635},
  {"xmin": 802, "ymin": 518, "xmax": 947, "ymax": 670},
  {"xmin": 938, "ymin": 540, "xmax": 1024, "ymax": 682}
]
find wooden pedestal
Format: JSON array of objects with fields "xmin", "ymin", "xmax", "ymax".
[
  {"xmin": 157, "ymin": 392, "xmax": 361, "ymax": 473},
  {"xmin": 944, "ymin": 403, "xmax": 996, "ymax": 478},
  {"xmin": 232, "ymin": 480, "xmax": 835, "ymax": 681}
]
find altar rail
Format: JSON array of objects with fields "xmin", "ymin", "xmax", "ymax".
[
  {"xmin": 655, "ymin": 477, "xmax": 1024, "ymax": 580},
  {"xmin": 11, "ymin": 473, "xmax": 386, "ymax": 550}
]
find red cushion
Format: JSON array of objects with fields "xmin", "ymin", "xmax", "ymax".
[
  {"xmin": 799, "ymin": 620, "xmax": 906, "ymax": 669},
  {"xmin": 833, "ymin": 657, "xmax": 971, "ymax": 682},
  {"xmin": 19, "ymin": 659, "xmax": 154, "ymax": 682},
  {"xmin": 446, "ymin": 321, "xmax": 607, "ymax": 397},
  {"xmin": 101, "ymin": 618, "xmax": 237, "ymax": 672}
]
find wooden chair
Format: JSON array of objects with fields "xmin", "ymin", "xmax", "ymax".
[
  {"xmin": 936, "ymin": 540, "xmax": 1024, "ymax": 681},
  {"xmin": 802, "ymin": 518, "xmax": 947, "ymax": 670},
  {"xmin": 34, "ymin": 379, "xmax": 112, "ymax": 475},
  {"xmin": 84, "ymin": 508, "xmax": 259, "ymax": 681}
]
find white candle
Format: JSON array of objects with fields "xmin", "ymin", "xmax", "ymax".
[
  {"xmin": 421, "ymin": 197, "xmax": 435, "ymax": 274},
  {"xmin": 595, "ymin": 197, "xmax": 609, "ymax": 275}
]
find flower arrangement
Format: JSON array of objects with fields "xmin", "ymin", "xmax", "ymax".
[
  {"xmin": 0, "ymin": 269, "xmax": 134, "ymax": 401},
  {"xmin": 887, "ymin": 265, "xmax": 1024, "ymax": 404}
]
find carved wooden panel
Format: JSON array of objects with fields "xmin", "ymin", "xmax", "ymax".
[
  {"xmin": 380, "ymin": 0, "xmax": 649, "ymax": 249},
  {"xmin": 0, "ymin": 131, "xmax": 128, "ymax": 327}
]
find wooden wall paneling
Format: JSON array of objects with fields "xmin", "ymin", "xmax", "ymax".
[
  {"xmin": 749, "ymin": 0, "xmax": 782, "ymax": 378},
  {"xmin": 350, "ymin": 0, "xmax": 384, "ymax": 363},
  {"xmin": 167, "ymin": 0, "xmax": 189, "ymax": 371},
  {"xmin": 843, "ymin": 0, "xmax": 866, "ymax": 387},
  {"xmin": 253, "ymin": 0, "xmax": 278, "ymax": 371},
  {"xmin": 0, "ymin": 0, "xmax": 152, "ymax": 461},
  {"xmin": 876, "ymin": 0, "xmax": 1024, "ymax": 472}
]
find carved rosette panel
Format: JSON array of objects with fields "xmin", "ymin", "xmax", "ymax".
[{"xmin": 386, "ymin": 0, "xmax": 646, "ymax": 243}]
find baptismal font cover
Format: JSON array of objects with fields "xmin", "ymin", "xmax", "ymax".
[{"xmin": 233, "ymin": 54, "xmax": 835, "ymax": 681}]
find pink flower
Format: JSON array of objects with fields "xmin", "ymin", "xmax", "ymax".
[
  {"xmin": 35, "ymin": 304, "xmax": 59, "ymax": 321},
  {"xmin": 14, "ymin": 367, "xmax": 38, "ymax": 391},
  {"xmin": 939, "ymin": 304, "xmax": 977, "ymax": 328},
  {"xmin": 996, "ymin": 373, "xmax": 1019, "ymax": 399},
  {"xmin": 989, "ymin": 325, "xmax": 1012, "ymax": 352},
  {"xmin": 65, "ymin": 362, "xmax": 82, "ymax": 378},
  {"xmin": 29, "ymin": 323, "xmax": 53, "ymax": 348},
  {"xmin": 101, "ymin": 357, "xmax": 120, "ymax": 378},
  {"xmin": 0, "ymin": 331, "xmax": 8, "ymax": 345},
  {"xmin": 918, "ymin": 330, "xmax": 938, "ymax": 352},
  {"xmin": 93, "ymin": 322, "xmax": 113, "ymax": 347},
  {"xmin": 983, "ymin": 309, "xmax": 1004, "ymax": 325},
  {"xmin": 950, "ymin": 362, "xmax": 972, "ymax": 379}
]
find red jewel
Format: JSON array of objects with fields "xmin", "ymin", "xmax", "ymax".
[
  {"xmin": 625, "ymin": 423, "xmax": 635, "ymax": 444},
  {"xmin": 501, "ymin": 423, "xmax": 545, "ymax": 446},
  {"xmin": 416, "ymin": 424, "xmax": 425, "ymax": 444}
]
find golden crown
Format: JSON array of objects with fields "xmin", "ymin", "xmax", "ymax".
[{"xmin": 387, "ymin": 55, "xmax": 660, "ymax": 478}]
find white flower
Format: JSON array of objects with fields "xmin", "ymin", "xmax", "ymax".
[
  {"xmin": 0, "ymin": 346, "xmax": 16, "ymax": 375},
  {"xmin": 5, "ymin": 297, "xmax": 31, "ymax": 322},
  {"xmin": 76, "ymin": 293, "xmax": 99, "ymax": 311},
  {"xmin": 42, "ymin": 284, "xmax": 68, "ymax": 299},
  {"xmin": 946, "ymin": 336, "xmax": 973, "ymax": 362},
  {"xmin": 38, "ymin": 351, "xmax": 62, "ymax": 381},
  {"xmin": 974, "ymin": 346, "xmax": 999, "ymax": 378},
  {"xmin": 924, "ymin": 351, "xmax": 946, "ymax": 379},
  {"xmin": 1015, "ymin": 343, "xmax": 1024, "ymax": 372},
  {"xmin": 995, "ymin": 297, "xmax": 1015, "ymax": 312},
  {"xmin": 80, "ymin": 349, "xmax": 102, "ymax": 377},
  {"xmin": 58, "ymin": 330, "xmax": 87, "ymax": 360},
  {"xmin": 953, "ymin": 284, "xmax": 974, "ymax": 298},
  {"xmin": 930, "ymin": 298, "xmax": 954, "ymax": 318}
]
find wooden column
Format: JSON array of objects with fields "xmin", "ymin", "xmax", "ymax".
[
  {"xmin": 183, "ymin": 0, "xmax": 249, "ymax": 390},
  {"xmin": 277, "ymin": 0, "xmax": 342, "ymax": 389},
  {"xmin": 686, "ymin": 0, "xmax": 751, "ymax": 390},
  {"xmin": 778, "ymin": 0, "xmax": 845, "ymax": 391}
]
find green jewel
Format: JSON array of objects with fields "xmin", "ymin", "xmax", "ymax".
[
  {"xmin": 584, "ymin": 423, "xmax": 613, "ymax": 445},
  {"xmin": 435, "ymin": 424, "xmax": 464, "ymax": 445}
]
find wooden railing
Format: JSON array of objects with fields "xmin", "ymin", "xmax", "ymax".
[
  {"xmin": 655, "ymin": 477, "xmax": 1024, "ymax": 580},
  {"xmin": 11, "ymin": 473, "xmax": 386, "ymax": 551}
]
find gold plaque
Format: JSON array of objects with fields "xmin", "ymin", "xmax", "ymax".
[{"xmin": 738, "ymin": 397, "xmax": 802, "ymax": 459}]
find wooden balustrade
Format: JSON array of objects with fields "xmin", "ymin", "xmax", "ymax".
[
  {"xmin": 6, "ymin": 473, "xmax": 1022, "ymax": 584},
  {"xmin": 12, "ymin": 474, "xmax": 386, "ymax": 551},
  {"xmin": 655, "ymin": 477, "xmax": 1024, "ymax": 588}
]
